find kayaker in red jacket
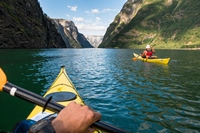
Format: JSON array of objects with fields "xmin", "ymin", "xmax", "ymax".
[{"xmin": 140, "ymin": 44, "xmax": 156, "ymax": 59}]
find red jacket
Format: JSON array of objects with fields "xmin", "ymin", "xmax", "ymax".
[{"xmin": 146, "ymin": 50, "xmax": 153, "ymax": 56}]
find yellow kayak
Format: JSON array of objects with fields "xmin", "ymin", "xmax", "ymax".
[
  {"xmin": 0, "ymin": 67, "xmax": 128, "ymax": 132},
  {"xmin": 133, "ymin": 53, "xmax": 170, "ymax": 64},
  {"xmin": 27, "ymin": 66, "xmax": 101, "ymax": 133}
]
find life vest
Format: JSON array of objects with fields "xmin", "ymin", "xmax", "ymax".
[{"xmin": 146, "ymin": 49, "xmax": 153, "ymax": 56}]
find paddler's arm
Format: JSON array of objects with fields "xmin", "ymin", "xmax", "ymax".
[
  {"xmin": 51, "ymin": 101, "xmax": 101, "ymax": 133},
  {"xmin": 151, "ymin": 46, "xmax": 155, "ymax": 53},
  {"xmin": 140, "ymin": 50, "xmax": 146, "ymax": 57},
  {"xmin": 28, "ymin": 102, "xmax": 101, "ymax": 133}
]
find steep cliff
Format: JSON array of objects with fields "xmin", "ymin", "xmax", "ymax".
[
  {"xmin": 99, "ymin": 0, "xmax": 200, "ymax": 49},
  {"xmin": 52, "ymin": 19, "xmax": 93, "ymax": 48},
  {"xmin": 0, "ymin": 0, "xmax": 66, "ymax": 48}
]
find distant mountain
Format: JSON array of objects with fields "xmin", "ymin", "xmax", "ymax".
[
  {"xmin": 99, "ymin": 0, "xmax": 200, "ymax": 49},
  {"xmin": 85, "ymin": 35, "xmax": 103, "ymax": 48},
  {"xmin": 52, "ymin": 19, "xmax": 93, "ymax": 48},
  {"xmin": 0, "ymin": 0, "xmax": 66, "ymax": 48}
]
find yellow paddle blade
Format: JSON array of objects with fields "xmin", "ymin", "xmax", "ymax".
[
  {"xmin": 132, "ymin": 57, "xmax": 137, "ymax": 61},
  {"xmin": 0, "ymin": 68, "xmax": 7, "ymax": 91}
]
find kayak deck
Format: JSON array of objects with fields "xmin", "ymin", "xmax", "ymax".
[
  {"xmin": 133, "ymin": 53, "xmax": 170, "ymax": 64},
  {"xmin": 27, "ymin": 66, "xmax": 84, "ymax": 120},
  {"xmin": 25, "ymin": 66, "xmax": 103, "ymax": 133}
]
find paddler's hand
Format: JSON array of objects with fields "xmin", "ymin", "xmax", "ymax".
[{"xmin": 51, "ymin": 101, "xmax": 101, "ymax": 133}]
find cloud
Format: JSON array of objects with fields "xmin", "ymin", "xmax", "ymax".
[
  {"xmin": 102, "ymin": 8, "xmax": 116, "ymax": 12},
  {"xmin": 67, "ymin": 5, "xmax": 78, "ymax": 11},
  {"xmin": 86, "ymin": 9, "xmax": 100, "ymax": 14},
  {"xmin": 66, "ymin": 14, "xmax": 70, "ymax": 18},
  {"xmin": 73, "ymin": 17, "xmax": 84, "ymax": 22},
  {"xmin": 85, "ymin": 8, "xmax": 117, "ymax": 15},
  {"xmin": 96, "ymin": 17, "xmax": 101, "ymax": 23},
  {"xmin": 91, "ymin": 9, "xmax": 100, "ymax": 14},
  {"xmin": 76, "ymin": 23, "xmax": 106, "ymax": 31}
]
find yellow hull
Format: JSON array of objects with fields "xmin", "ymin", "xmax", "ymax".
[
  {"xmin": 133, "ymin": 53, "xmax": 170, "ymax": 64},
  {"xmin": 27, "ymin": 66, "xmax": 101, "ymax": 132}
]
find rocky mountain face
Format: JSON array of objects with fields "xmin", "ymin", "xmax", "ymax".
[
  {"xmin": 51, "ymin": 19, "xmax": 93, "ymax": 48},
  {"xmin": 99, "ymin": 0, "xmax": 141, "ymax": 48},
  {"xmin": 85, "ymin": 35, "xmax": 103, "ymax": 48},
  {"xmin": 0, "ymin": 0, "xmax": 66, "ymax": 48},
  {"xmin": 99, "ymin": 0, "xmax": 200, "ymax": 49}
]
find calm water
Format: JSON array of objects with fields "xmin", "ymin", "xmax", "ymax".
[{"xmin": 0, "ymin": 49, "xmax": 200, "ymax": 132}]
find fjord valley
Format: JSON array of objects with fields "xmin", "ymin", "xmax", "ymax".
[
  {"xmin": 1, "ymin": 0, "xmax": 200, "ymax": 49},
  {"xmin": 0, "ymin": 0, "xmax": 200, "ymax": 49},
  {"xmin": 0, "ymin": 0, "xmax": 200, "ymax": 132}
]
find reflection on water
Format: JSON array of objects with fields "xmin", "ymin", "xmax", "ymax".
[{"xmin": 0, "ymin": 49, "xmax": 200, "ymax": 132}]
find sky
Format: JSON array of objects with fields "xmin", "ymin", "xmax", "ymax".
[{"xmin": 38, "ymin": 0, "xmax": 127, "ymax": 36}]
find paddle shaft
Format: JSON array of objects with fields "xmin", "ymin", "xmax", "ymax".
[{"xmin": 2, "ymin": 82, "xmax": 130, "ymax": 133}]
